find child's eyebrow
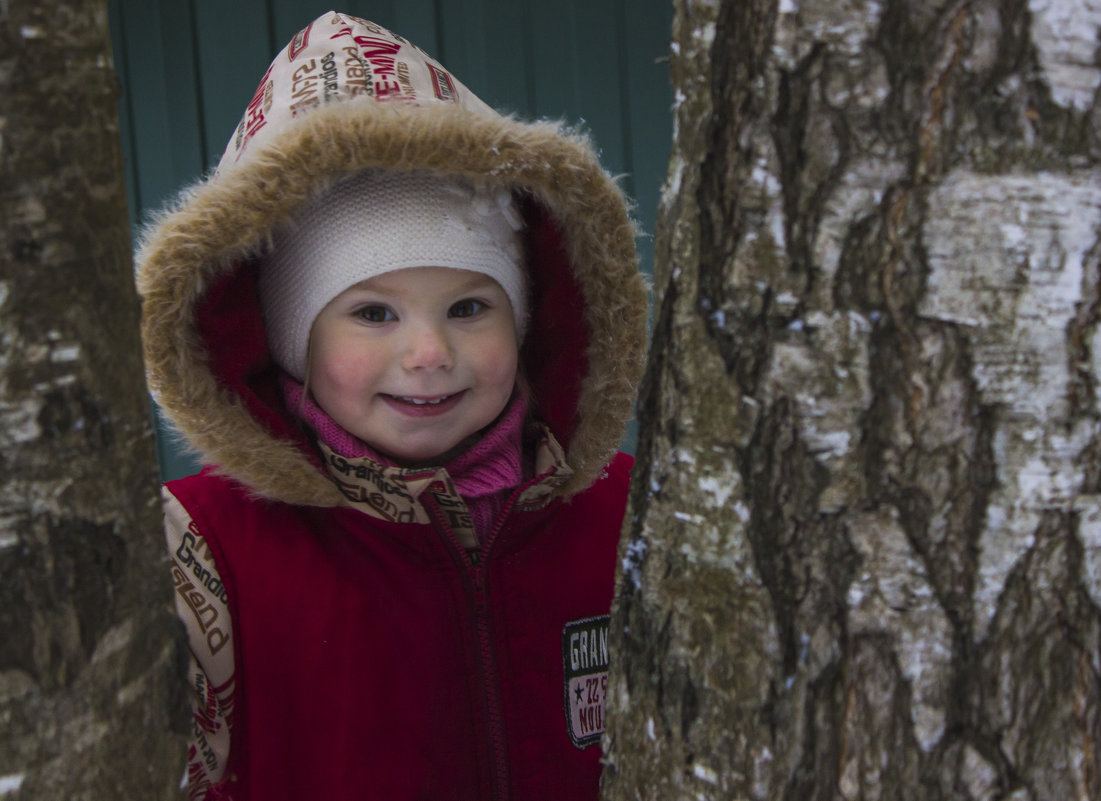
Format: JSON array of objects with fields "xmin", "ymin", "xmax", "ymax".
[
  {"xmin": 450, "ymin": 273, "xmax": 501, "ymax": 291},
  {"xmin": 346, "ymin": 269, "xmax": 502, "ymax": 297},
  {"xmin": 385, "ymin": 272, "xmax": 500, "ymax": 291}
]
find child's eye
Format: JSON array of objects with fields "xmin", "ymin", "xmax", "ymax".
[
  {"xmin": 356, "ymin": 305, "xmax": 395, "ymax": 323},
  {"xmin": 449, "ymin": 299, "xmax": 486, "ymax": 318}
]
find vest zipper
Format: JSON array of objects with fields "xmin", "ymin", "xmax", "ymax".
[{"xmin": 423, "ymin": 489, "xmax": 520, "ymax": 800}]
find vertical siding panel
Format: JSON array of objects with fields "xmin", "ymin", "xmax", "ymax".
[
  {"xmin": 270, "ymin": 1, "xmax": 330, "ymax": 48},
  {"xmin": 435, "ymin": 0, "xmax": 489, "ymax": 102},
  {"xmin": 472, "ymin": 0, "xmax": 529, "ymax": 115},
  {"xmin": 428, "ymin": 1, "xmax": 530, "ymax": 115},
  {"xmin": 622, "ymin": 0, "xmax": 673, "ymax": 277},
  {"xmin": 567, "ymin": 0, "xmax": 628, "ymax": 178},
  {"xmin": 528, "ymin": 1, "xmax": 629, "ymax": 182},
  {"xmin": 152, "ymin": 403, "xmax": 204, "ymax": 481},
  {"xmin": 393, "ymin": 0, "xmax": 441, "ymax": 59},
  {"xmin": 152, "ymin": 0, "xmax": 207, "ymax": 481},
  {"xmin": 156, "ymin": 1, "xmax": 207, "ymax": 188},
  {"xmin": 269, "ymin": 0, "xmax": 298, "ymax": 47},
  {"xmin": 268, "ymin": 3, "xmax": 406, "ymax": 47},
  {"xmin": 616, "ymin": 0, "xmax": 672, "ymax": 457},
  {"xmin": 353, "ymin": 1, "xmax": 399, "ymax": 30},
  {"xmin": 191, "ymin": 0, "xmax": 276, "ymax": 169},
  {"xmin": 109, "ymin": 0, "xmax": 208, "ymax": 481},
  {"xmin": 528, "ymin": 3, "xmax": 580, "ymax": 120},
  {"xmin": 107, "ymin": 0, "xmax": 140, "ymax": 229},
  {"xmin": 111, "ymin": 0, "xmax": 205, "ymax": 216},
  {"xmin": 112, "ymin": 0, "xmax": 191, "ymax": 215}
]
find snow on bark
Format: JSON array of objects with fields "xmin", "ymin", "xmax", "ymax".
[
  {"xmin": 1028, "ymin": 0, "xmax": 1101, "ymax": 111},
  {"xmin": 921, "ymin": 172, "xmax": 1101, "ymax": 633}
]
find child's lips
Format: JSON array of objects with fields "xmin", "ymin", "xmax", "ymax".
[{"xmin": 382, "ymin": 391, "xmax": 466, "ymax": 417}]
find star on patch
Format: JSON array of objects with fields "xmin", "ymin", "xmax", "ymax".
[{"xmin": 574, "ymin": 684, "xmax": 583, "ymax": 703}]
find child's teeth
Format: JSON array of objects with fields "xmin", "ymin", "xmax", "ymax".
[{"xmin": 403, "ymin": 396, "xmax": 447, "ymax": 405}]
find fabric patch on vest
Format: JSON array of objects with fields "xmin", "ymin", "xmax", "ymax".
[{"xmin": 562, "ymin": 614, "xmax": 610, "ymax": 749}]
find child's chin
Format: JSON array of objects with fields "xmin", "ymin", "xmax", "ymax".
[{"xmin": 382, "ymin": 434, "xmax": 477, "ymax": 468}]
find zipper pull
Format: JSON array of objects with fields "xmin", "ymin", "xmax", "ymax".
[
  {"xmin": 472, "ymin": 567, "xmax": 487, "ymax": 609},
  {"xmin": 468, "ymin": 550, "xmax": 480, "ymax": 566}
]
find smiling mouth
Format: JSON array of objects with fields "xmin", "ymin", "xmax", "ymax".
[
  {"xmin": 382, "ymin": 391, "xmax": 466, "ymax": 416},
  {"xmin": 390, "ymin": 393, "xmax": 458, "ymax": 406}
]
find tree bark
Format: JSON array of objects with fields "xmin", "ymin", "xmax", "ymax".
[
  {"xmin": 603, "ymin": 1, "xmax": 1101, "ymax": 799},
  {"xmin": 0, "ymin": 3, "xmax": 185, "ymax": 798}
]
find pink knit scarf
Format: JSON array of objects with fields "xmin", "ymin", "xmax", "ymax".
[{"xmin": 281, "ymin": 376, "xmax": 527, "ymax": 541}]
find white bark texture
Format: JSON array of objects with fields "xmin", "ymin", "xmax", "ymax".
[
  {"xmin": 0, "ymin": 2, "xmax": 186, "ymax": 798},
  {"xmin": 603, "ymin": 0, "xmax": 1101, "ymax": 799}
]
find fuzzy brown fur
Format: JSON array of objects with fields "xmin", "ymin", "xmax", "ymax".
[{"xmin": 137, "ymin": 102, "xmax": 648, "ymax": 505}]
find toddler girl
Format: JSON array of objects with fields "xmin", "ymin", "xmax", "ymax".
[{"xmin": 137, "ymin": 12, "xmax": 647, "ymax": 801}]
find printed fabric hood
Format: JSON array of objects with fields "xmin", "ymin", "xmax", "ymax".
[{"xmin": 136, "ymin": 11, "xmax": 648, "ymax": 505}]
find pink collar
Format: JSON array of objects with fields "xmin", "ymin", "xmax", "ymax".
[{"xmin": 280, "ymin": 375, "xmax": 527, "ymax": 499}]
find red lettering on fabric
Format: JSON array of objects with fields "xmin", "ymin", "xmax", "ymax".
[
  {"xmin": 374, "ymin": 80, "xmax": 402, "ymax": 101},
  {"xmin": 195, "ymin": 675, "xmax": 221, "ymax": 734},
  {"xmin": 288, "ymin": 22, "xmax": 313, "ymax": 60},
  {"xmin": 186, "ymin": 756, "xmax": 214, "ymax": 801},
  {"xmin": 578, "ymin": 700, "xmax": 604, "ymax": 735},
  {"xmin": 236, "ymin": 65, "xmax": 273, "ymax": 161},
  {"xmin": 357, "ymin": 36, "xmax": 402, "ymax": 77},
  {"xmin": 428, "ymin": 64, "xmax": 457, "ymax": 102}
]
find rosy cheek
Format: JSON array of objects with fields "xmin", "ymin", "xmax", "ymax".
[
  {"xmin": 489, "ymin": 343, "xmax": 520, "ymax": 386},
  {"xmin": 314, "ymin": 352, "xmax": 373, "ymax": 391}
]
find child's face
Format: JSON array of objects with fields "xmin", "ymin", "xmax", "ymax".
[{"xmin": 309, "ymin": 266, "xmax": 519, "ymax": 463}]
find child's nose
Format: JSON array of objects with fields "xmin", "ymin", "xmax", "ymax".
[{"xmin": 401, "ymin": 323, "xmax": 454, "ymax": 371}]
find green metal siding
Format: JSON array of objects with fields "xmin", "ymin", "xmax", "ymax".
[{"xmin": 109, "ymin": 0, "xmax": 671, "ymax": 480}]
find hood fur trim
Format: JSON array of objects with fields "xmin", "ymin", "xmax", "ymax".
[{"xmin": 138, "ymin": 102, "xmax": 647, "ymax": 503}]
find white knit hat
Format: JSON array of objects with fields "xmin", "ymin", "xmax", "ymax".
[{"xmin": 259, "ymin": 169, "xmax": 527, "ymax": 381}]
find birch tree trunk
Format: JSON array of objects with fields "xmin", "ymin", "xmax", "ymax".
[
  {"xmin": 604, "ymin": 1, "xmax": 1101, "ymax": 799},
  {"xmin": 0, "ymin": 2, "xmax": 185, "ymax": 798}
]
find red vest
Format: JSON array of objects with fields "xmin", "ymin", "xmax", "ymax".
[{"xmin": 167, "ymin": 452, "xmax": 631, "ymax": 801}]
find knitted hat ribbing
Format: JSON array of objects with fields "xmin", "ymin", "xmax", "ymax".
[{"xmin": 259, "ymin": 169, "xmax": 527, "ymax": 381}]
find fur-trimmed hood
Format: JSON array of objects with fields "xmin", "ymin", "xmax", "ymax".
[{"xmin": 137, "ymin": 11, "xmax": 647, "ymax": 505}]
